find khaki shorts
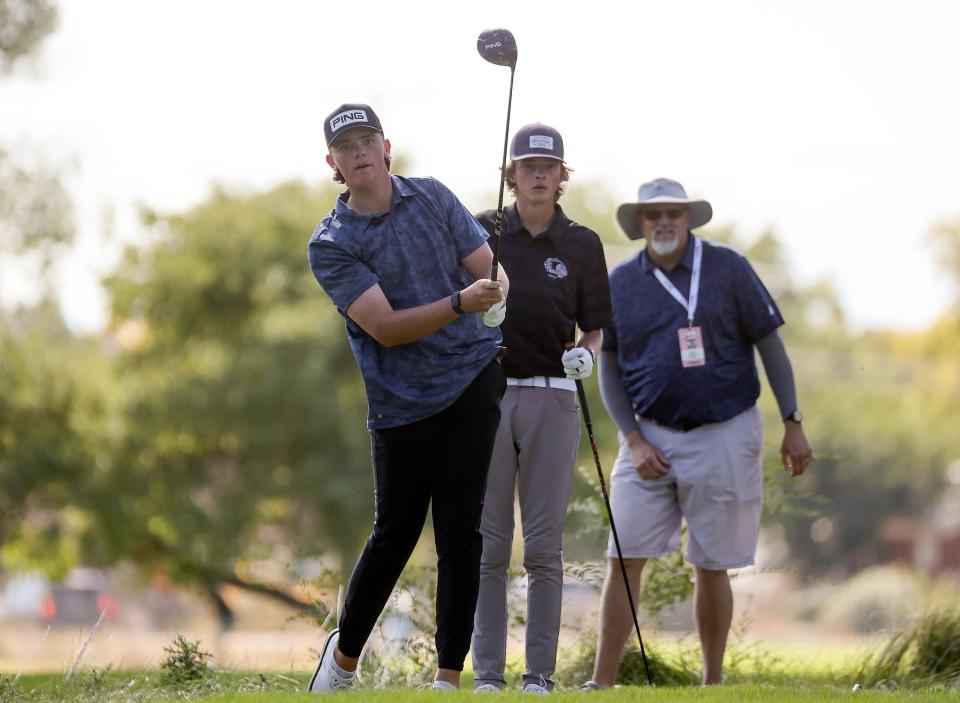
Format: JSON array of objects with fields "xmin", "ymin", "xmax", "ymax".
[{"xmin": 606, "ymin": 405, "xmax": 764, "ymax": 570}]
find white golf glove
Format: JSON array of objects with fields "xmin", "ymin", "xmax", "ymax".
[
  {"xmin": 481, "ymin": 299, "xmax": 506, "ymax": 328},
  {"xmin": 561, "ymin": 346, "xmax": 594, "ymax": 380}
]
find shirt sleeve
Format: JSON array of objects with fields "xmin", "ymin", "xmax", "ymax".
[
  {"xmin": 576, "ymin": 233, "xmax": 613, "ymax": 332},
  {"xmin": 733, "ymin": 255, "xmax": 784, "ymax": 343},
  {"xmin": 432, "ymin": 179, "xmax": 490, "ymax": 260},
  {"xmin": 599, "ymin": 350, "xmax": 640, "ymax": 436},
  {"xmin": 756, "ymin": 330, "xmax": 797, "ymax": 420},
  {"xmin": 601, "ymin": 270, "xmax": 619, "ymax": 352},
  {"xmin": 308, "ymin": 230, "xmax": 378, "ymax": 314},
  {"xmin": 601, "ymin": 319, "xmax": 618, "ymax": 353}
]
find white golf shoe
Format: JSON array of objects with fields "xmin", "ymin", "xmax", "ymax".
[
  {"xmin": 430, "ymin": 680, "xmax": 457, "ymax": 690},
  {"xmin": 475, "ymin": 682, "xmax": 501, "ymax": 692},
  {"xmin": 307, "ymin": 629, "xmax": 356, "ymax": 693}
]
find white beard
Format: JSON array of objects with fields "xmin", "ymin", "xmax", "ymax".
[{"xmin": 648, "ymin": 234, "xmax": 680, "ymax": 256}]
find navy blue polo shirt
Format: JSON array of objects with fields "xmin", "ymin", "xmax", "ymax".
[
  {"xmin": 602, "ymin": 235, "xmax": 783, "ymax": 430},
  {"xmin": 308, "ymin": 174, "xmax": 501, "ymax": 429},
  {"xmin": 475, "ymin": 203, "xmax": 611, "ymax": 378}
]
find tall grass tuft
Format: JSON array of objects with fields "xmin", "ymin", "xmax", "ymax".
[
  {"xmin": 555, "ymin": 637, "xmax": 701, "ymax": 687},
  {"xmin": 857, "ymin": 607, "xmax": 960, "ymax": 689},
  {"xmin": 0, "ymin": 674, "xmax": 18, "ymax": 703}
]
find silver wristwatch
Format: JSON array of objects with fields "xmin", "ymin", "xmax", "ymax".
[{"xmin": 783, "ymin": 409, "xmax": 803, "ymax": 424}]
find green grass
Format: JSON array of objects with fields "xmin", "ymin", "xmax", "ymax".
[
  {"xmin": 201, "ymin": 691, "xmax": 960, "ymax": 702},
  {"xmin": 6, "ymin": 617, "xmax": 960, "ymax": 702},
  {"xmin": 5, "ymin": 671, "xmax": 959, "ymax": 703}
]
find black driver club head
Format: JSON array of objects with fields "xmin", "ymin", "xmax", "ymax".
[{"xmin": 477, "ymin": 28, "xmax": 517, "ymax": 69}]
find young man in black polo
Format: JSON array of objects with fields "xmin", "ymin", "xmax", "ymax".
[{"xmin": 470, "ymin": 123, "xmax": 612, "ymax": 694}]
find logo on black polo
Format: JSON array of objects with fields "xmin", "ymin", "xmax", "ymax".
[
  {"xmin": 544, "ymin": 258, "xmax": 568, "ymax": 279},
  {"xmin": 330, "ymin": 109, "xmax": 368, "ymax": 133}
]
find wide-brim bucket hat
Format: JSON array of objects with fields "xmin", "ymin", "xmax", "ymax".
[{"xmin": 616, "ymin": 177, "xmax": 713, "ymax": 240}]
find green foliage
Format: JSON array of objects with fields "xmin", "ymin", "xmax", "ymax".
[
  {"xmin": 300, "ymin": 564, "xmax": 442, "ymax": 689},
  {"xmin": 858, "ymin": 607, "xmax": 960, "ymax": 689},
  {"xmin": 0, "ymin": 674, "xmax": 18, "ymax": 703},
  {"xmin": 557, "ymin": 612, "xmax": 809, "ymax": 689},
  {"xmin": 0, "ymin": 304, "xmax": 110, "ymax": 578},
  {"xmin": 361, "ymin": 565, "xmax": 439, "ymax": 688},
  {"xmin": 639, "ymin": 550, "xmax": 694, "ymax": 618},
  {"xmin": 775, "ymin": 331, "xmax": 960, "ymax": 575},
  {"xmin": 0, "ymin": 150, "xmax": 74, "ymax": 258},
  {"xmin": 556, "ymin": 636, "xmax": 700, "ymax": 687},
  {"xmin": 929, "ymin": 217, "xmax": 960, "ymax": 301},
  {"xmin": 565, "ymin": 465, "xmax": 695, "ymax": 618},
  {"xmin": 159, "ymin": 635, "xmax": 212, "ymax": 687},
  {"xmin": 94, "ymin": 179, "xmax": 374, "ymax": 600},
  {"xmin": 7, "ymin": 669, "xmax": 304, "ymax": 703},
  {"xmin": 814, "ymin": 566, "xmax": 926, "ymax": 634}
]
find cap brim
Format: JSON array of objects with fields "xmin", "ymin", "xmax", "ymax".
[
  {"xmin": 615, "ymin": 200, "xmax": 713, "ymax": 240},
  {"xmin": 511, "ymin": 153, "xmax": 564, "ymax": 161},
  {"xmin": 326, "ymin": 125, "xmax": 383, "ymax": 147}
]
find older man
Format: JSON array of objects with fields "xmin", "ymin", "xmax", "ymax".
[{"xmin": 583, "ymin": 178, "xmax": 812, "ymax": 688}]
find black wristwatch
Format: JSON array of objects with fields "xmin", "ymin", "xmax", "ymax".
[
  {"xmin": 450, "ymin": 291, "xmax": 464, "ymax": 315},
  {"xmin": 783, "ymin": 409, "xmax": 803, "ymax": 424}
]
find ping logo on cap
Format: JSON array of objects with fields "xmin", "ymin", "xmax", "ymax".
[
  {"xmin": 529, "ymin": 135, "xmax": 554, "ymax": 150},
  {"xmin": 330, "ymin": 109, "xmax": 369, "ymax": 133}
]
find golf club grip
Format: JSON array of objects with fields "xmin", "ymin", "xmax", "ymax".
[
  {"xmin": 575, "ymin": 377, "xmax": 655, "ymax": 686},
  {"xmin": 490, "ymin": 211, "xmax": 502, "ymax": 282}
]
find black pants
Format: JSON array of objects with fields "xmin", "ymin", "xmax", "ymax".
[{"xmin": 337, "ymin": 359, "xmax": 505, "ymax": 670}]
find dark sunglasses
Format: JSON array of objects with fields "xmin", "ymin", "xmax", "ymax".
[{"xmin": 642, "ymin": 207, "xmax": 686, "ymax": 222}]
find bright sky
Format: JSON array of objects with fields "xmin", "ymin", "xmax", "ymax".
[{"xmin": 2, "ymin": 0, "xmax": 958, "ymax": 333}]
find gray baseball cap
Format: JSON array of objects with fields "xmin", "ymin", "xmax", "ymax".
[
  {"xmin": 510, "ymin": 123, "xmax": 564, "ymax": 161},
  {"xmin": 616, "ymin": 177, "xmax": 713, "ymax": 240}
]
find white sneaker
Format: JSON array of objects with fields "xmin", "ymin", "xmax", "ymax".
[
  {"xmin": 579, "ymin": 680, "xmax": 602, "ymax": 691},
  {"xmin": 431, "ymin": 680, "xmax": 457, "ymax": 690},
  {"xmin": 523, "ymin": 682, "xmax": 549, "ymax": 695},
  {"xmin": 308, "ymin": 629, "xmax": 356, "ymax": 693},
  {"xmin": 475, "ymin": 682, "xmax": 501, "ymax": 692}
]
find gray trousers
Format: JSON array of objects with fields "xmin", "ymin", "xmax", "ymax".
[{"xmin": 471, "ymin": 383, "xmax": 580, "ymax": 690}]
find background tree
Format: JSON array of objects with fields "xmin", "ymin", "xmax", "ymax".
[
  {"xmin": 0, "ymin": 0, "xmax": 99, "ymax": 581},
  {"xmin": 0, "ymin": 0, "xmax": 58, "ymax": 73},
  {"xmin": 94, "ymin": 179, "xmax": 376, "ymax": 620}
]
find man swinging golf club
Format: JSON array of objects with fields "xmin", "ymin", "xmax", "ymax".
[
  {"xmin": 582, "ymin": 178, "xmax": 813, "ymax": 689},
  {"xmin": 307, "ymin": 103, "xmax": 509, "ymax": 692}
]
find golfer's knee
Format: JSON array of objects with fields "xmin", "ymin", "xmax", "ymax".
[
  {"xmin": 368, "ymin": 517, "xmax": 422, "ymax": 553},
  {"xmin": 607, "ymin": 556, "xmax": 645, "ymax": 582},
  {"xmin": 436, "ymin": 526, "xmax": 482, "ymax": 561},
  {"xmin": 480, "ymin": 535, "xmax": 512, "ymax": 571},
  {"xmin": 695, "ymin": 567, "xmax": 729, "ymax": 583},
  {"xmin": 522, "ymin": 540, "xmax": 562, "ymax": 575}
]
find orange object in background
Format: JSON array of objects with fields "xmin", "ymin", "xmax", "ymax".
[{"xmin": 39, "ymin": 587, "xmax": 119, "ymax": 625}]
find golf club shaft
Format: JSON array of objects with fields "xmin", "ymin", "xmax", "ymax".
[
  {"xmin": 574, "ymin": 377, "xmax": 654, "ymax": 686},
  {"xmin": 490, "ymin": 66, "xmax": 515, "ymax": 282}
]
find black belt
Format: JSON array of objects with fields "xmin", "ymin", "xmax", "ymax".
[{"xmin": 643, "ymin": 417, "xmax": 704, "ymax": 433}]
